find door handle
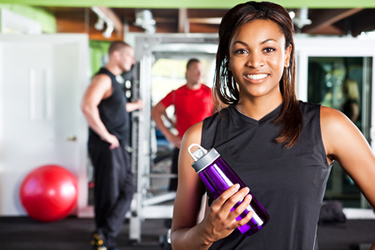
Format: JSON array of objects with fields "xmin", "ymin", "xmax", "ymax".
[{"xmin": 66, "ymin": 135, "xmax": 77, "ymax": 141}]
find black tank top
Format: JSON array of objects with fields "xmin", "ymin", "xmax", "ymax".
[
  {"xmin": 89, "ymin": 67, "xmax": 129, "ymax": 146},
  {"xmin": 201, "ymin": 101, "xmax": 331, "ymax": 250}
]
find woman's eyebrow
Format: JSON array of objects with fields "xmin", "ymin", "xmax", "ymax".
[{"xmin": 232, "ymin": 38, "xmax": 278, "ymax": 46}]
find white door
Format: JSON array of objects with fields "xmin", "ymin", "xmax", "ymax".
[{"xmin": 0, "ymin": 34, "xmax": 91, "ymax": 216}]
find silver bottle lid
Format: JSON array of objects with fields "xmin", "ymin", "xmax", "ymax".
[{"xmin": 188, "ymin": 144, "xmax": 220, "ymax": 173}]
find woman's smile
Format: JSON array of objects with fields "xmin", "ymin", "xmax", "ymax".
[{"xmin": 245, "ymin": 73, "xmax": 269, "ymax": 81}]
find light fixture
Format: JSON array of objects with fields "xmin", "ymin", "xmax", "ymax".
[
  {"xmin": 94, "ymin": 17, "xmax": 105, "ymax": 30},
  {"xmin": 102, "ymin": 23, "xmax": 114, "ymax": 38},
  {"xmin": 288, "ymin": 11, "xmax": 295, "ymax": 20},
  {"xmin": 293, "ymin": 7, "xmax": 312, "ymax": 30},
  {"xmin": 91, "ymin": 6, "xmax": 114, "ymax": 38},
  {"xmin": 134, "ymin": 9, "xmax": 156, "ymax": 34}
]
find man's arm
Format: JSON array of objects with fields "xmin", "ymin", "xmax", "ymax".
[
  {"xmin": 126, "ymin": 99, "xmax": 143, "ymax": 112},
  {"xmin": 81, "ymin": 74, "xmax": 120, "ymax": 149},
  {"xmin": 151, "ymin": 101, "xmax": 181, "ymax": 148}
]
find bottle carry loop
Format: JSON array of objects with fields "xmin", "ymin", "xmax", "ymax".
[{"xmin": 188, "ymin": 143, "xmax": 207, "ymax": 161}]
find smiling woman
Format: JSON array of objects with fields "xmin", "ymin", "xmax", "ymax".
[{"xmin": 170, "ymin": 2, "xmax": 375, "ymax": 250}]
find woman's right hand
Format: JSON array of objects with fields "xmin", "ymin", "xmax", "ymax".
[{"xmin": 199, "ymin": 184, "xmax": 254, "ymax": 244}]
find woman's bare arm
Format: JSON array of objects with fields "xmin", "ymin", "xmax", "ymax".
[
  {"xmin": 171, "ymin": 122, "xmax": 254, "ymax": 249},
  {"xmin": 321, "ymin": 106, "xmax": 375, "ymax": 207}
]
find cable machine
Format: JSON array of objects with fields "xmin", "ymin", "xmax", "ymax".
[{"xmin": 129, "ymin": 33, "xmax": 218, "ymax": 243}]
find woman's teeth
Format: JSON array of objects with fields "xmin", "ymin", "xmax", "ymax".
[{"xmin": 247, "ymin": 74, "xmax": 267, "ymax": 80}]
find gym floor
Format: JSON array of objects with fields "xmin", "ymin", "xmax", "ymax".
[{"xmin": 0, "ymin": 216, "xmax": 374, "ymax": 250}]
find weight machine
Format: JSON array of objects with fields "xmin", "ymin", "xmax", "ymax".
[{"xmin": 128, "ymin": 33, "xmax": 218, "ymax": 243}]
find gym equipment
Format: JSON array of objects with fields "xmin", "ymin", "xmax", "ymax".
[
  {"xmin": 20, "ymin": 165, "xmax": 78, "ymax": 222},
  {"xmin": 130, "ymin": 33, "xmax": 218, "ymax": 242}
]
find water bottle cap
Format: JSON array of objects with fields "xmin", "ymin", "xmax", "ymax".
[{"xmin": 188, "ymin": 144, "xmax": 220, "ymax": 173}]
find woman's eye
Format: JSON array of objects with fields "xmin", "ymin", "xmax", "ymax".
[
  {"xmin": 235, "ymin": 49, "xmax": 248, "ymax": 54},
  {"xmin": 263, "ymin": 47, "xmax": 276, "ymax": 53}
]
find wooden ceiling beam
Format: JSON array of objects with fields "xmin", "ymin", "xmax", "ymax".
[{"xmin": 303, "ymin": 8, "xmax": 363, "ymax": 33}]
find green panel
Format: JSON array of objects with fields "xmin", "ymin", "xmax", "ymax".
[
  {"xmin": 0, "ymin": 0, "xmax": 375, "ymax": 8},
  {"xmin": 89, "ymin": 40, "xmax": 111, "ymax": 77},
  {"xmin": 0, "ymin": 4, "xmax": 56, "ymax": 33}
]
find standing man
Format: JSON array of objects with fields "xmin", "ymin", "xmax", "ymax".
[
  {"xmin": 81, "ymin": 41, "xmax": 143, "ymax": 250},
  {"xmin": 151, "ymin": 58, "xmax": 214, "ymax": 191}
]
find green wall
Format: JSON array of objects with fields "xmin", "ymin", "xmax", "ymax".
[
  {"xmin": 0, "ymin": 4, "xmax": 56, "ymax": 33},
  {"xmin": 89, "ymin": 40, "xmax": 111, "ymax": 77}
]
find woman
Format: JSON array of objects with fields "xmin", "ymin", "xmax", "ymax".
[{"xmin": 171, "ymin": 2, "xmax": 375, "ymax": 249}]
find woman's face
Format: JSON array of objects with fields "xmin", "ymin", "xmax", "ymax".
[{"xmin": 228, "ymin": 19, "xmax": 291, "ymax": 101}]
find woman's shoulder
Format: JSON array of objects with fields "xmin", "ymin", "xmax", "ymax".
[
  {"xmin": 298, "ymin": 101, "xmax": 348, "ymax": 125},
  {"xmin": 204, "ymin": 106, "xmax": 233, "ymax": 124},
  {"xmin": 297, "ymin": 101, "xmax": 323, "ymax": 124},
  {"xmin": 320, "ymin": 104, "xmax": 351, "ymax": 129},
  {"xmin": 298, "ymin": 100, "xmax": 321, "ymax": 113},
  {"xmin": 183, "ymin": 121, "xmax": 203, "ymax": 142}
]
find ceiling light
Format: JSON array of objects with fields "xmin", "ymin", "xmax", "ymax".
[
  {"xmin": 134, "ymin": 9, "xmax": 156, "ymax": 34},
  {"xmin": 289, "ymin": 11, "xmax": 295, "ymax": 19},
  {"xmin": 94, "ymin": 17, "xmax": 105, "ymax": 30},
  {"xmin": 293, "ymin": 7, "xmax": 312, "ymax": 29},
  {"xmin": 102, "ymin": 23, "xmax": 114, "ymax": 38},
  {"xmin": 91, "ymin": 6, "xmax": 116, "ymax": 38}
]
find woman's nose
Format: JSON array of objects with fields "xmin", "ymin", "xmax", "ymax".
[{"xmin": 246, "ymin": 51, "xmax": 265, "ymax": 68}]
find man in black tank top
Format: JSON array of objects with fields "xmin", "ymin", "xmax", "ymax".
[{"xmin": 82, "ymin": 41, "xmax": 143, "ymax": 250}]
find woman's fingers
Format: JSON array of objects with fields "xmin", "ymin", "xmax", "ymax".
[
  {"xmin": 221, "ymin": 186, "xmax": 250, "ymax": 211},
  {"xmin": 222, "ymin": 187, "xmax": 252, "ymax": 222},
  {"xmin": 233, "ymin": 194, "xmax": 254, "ymax": 227},
  {"xmin": 202, "ymin": 184, "xmax": 254, "ymax": 241},
  {"xmin": 212, "ymin": 184, "xmax": 241, "ymax": 208},
  {"xmin": 211, "ymin": 184, "xmax": 252, "ymax": 223}
]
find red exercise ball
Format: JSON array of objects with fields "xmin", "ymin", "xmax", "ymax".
[{"xmin": 20, "ymin": 165, "xmax": 78, "ymax": 222}]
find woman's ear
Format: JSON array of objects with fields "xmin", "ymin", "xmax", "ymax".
[
  {"xmin": 284, "ymin": 45, "xmax": 292, "ymax": 68},
  {"xmin": 228, "ymin": 62, "xmax": 232, "ymax": 71}
]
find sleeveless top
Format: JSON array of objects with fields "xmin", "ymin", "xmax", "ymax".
[
  {"xmin": 201, "ymin": 101, "xmax": 331, "ymax": 250},
  {"xmin": 89, "ymin": 67, "xmax": 129, "ymax": 146}
]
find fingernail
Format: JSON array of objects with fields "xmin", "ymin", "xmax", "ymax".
[
  {"xmin": 247, "ymin": 194, "xmax": 253, "ymax": 202},
  {"xmin": 233, "ymin": 184, "xmax": 240, "ymax": 190}
]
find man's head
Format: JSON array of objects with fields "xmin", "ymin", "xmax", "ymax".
[
  {"xmin": 108, "ymin": 41, "xmax": 135, "ymax": 72},
  {"xmin": 186, "ymin": 58, "xmax": 203, "ymax": 87}
]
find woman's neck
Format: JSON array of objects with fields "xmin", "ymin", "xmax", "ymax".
[{"xmin": 236, "ymin": 95, "xmax": 282, "ymax": 121}]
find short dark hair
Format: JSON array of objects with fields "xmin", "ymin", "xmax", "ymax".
[
  {"xmin": 108, "ymin": 41, "xmax": 131, "ymax": 55},
  {"xmin": 186, "ymin": 58, "xmax": 200, "ymax": 69}
]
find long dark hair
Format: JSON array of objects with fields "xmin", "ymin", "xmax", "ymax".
[{"xmin": 213, "ymin": 1, "xmax": 302, "ymax": 148}]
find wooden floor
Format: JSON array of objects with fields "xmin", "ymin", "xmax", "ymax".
[{"xmin": 0, "ymin": 216, "xmax": 374, "ymax": 250}]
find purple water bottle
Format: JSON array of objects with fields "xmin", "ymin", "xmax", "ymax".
[{"xmin": 188, "ymin": 143, "xmax": 269, "ymax": 236}]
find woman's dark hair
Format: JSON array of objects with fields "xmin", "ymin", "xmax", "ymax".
[{"xmin": 214, "ymin": 1, "xmax": 302, "ymax": 148}]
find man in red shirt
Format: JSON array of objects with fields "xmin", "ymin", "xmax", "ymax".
[{"xmin": 151, "ymin": 58, "xmax": 214, "ymax": 191}]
